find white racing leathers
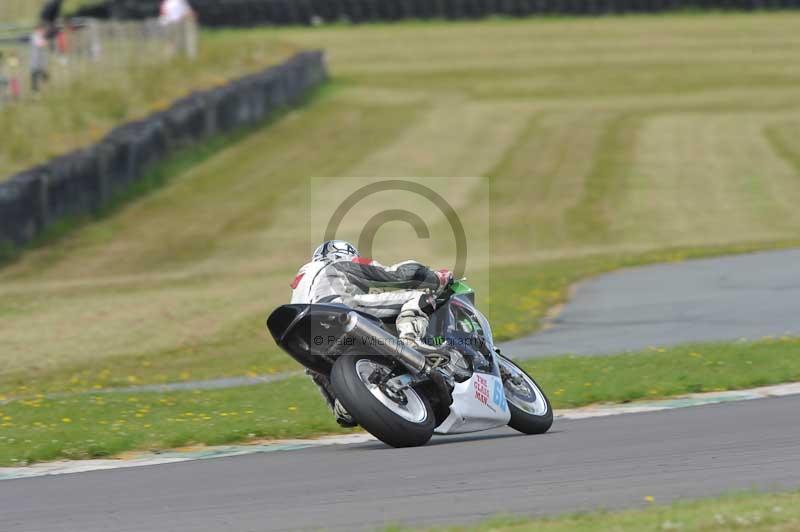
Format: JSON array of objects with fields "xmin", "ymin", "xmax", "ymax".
[
  {"xmin": 289, "ymin": 257, "xmax": 441, "ymax": 414},
  {"xmin": 291, "ymin": 257, "xmax": 442, "ymax": 340}
]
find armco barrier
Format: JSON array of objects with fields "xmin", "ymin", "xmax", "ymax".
[
  {"xmin": 75, "ymin": 0, "xmax": 800, "ymax": 25},
  {"xmin": 0, "ymin": 51, "xmax": 327, "ymax": 252}
]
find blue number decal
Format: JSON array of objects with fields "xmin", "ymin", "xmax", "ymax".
[{"xmin": 492, "ymin": 380, "xmax": 507, "ymax": 412}]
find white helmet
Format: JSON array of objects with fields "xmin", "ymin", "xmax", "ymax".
[{"xmin": 312, "ymin": 240, "xmax": 359, "ymax": 262}]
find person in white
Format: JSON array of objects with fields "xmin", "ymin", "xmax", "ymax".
[
  {"xmin": 29, "ymin": 26, "xmax": 49, "ymax": 92},
  {"xmin": 290, "ymin": 240, "xmax": 453, "ymax": 426},
  {"xmin": 159, "ymin": 0, "xmax": 197, "ymax": 58},
  {"xmin": 159, "ymin": 0, "xmax": 194, "ymax": 25}
]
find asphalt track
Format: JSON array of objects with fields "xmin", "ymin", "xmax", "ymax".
[
  {"xmin": 3, "ymin": 395, "xmax": 800, "ymax": 532},
  {"xmin": 502, "ymin": 249, "xmax": 800, "ymax": 358}
]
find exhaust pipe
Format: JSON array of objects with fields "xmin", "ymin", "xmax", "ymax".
[{"xmin": 339, "ymin": 312, "xmax": 427, "ymax": 374}]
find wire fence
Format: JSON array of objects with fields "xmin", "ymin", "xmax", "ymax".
[{"xmin": 0, "ymin": 16, "xmax": 197, "ymax": 107}]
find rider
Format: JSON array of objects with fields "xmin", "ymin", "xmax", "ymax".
[{"xmin": 290, "ymin": 240, "xmax": 453, "ymax": 427}]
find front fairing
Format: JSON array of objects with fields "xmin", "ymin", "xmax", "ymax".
[
  {"xmin": 435, "ymin": 370, "xmax": 510, "ymax": 434},
  {"xmin": 426, "ymin": 294, "xmax": 500, "ymax": 378},
  {"xmin": 427, "ymin": 294, "xmax": 512, "ymax": 433}
]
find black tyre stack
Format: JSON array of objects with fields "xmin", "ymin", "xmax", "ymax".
[{"xmin": 75, "ymin": 0, "xmax": 800, "ymax": 25}]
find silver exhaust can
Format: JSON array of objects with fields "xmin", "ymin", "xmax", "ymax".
[{"xmin": 339, "ymin": 312, "xmax": 427, "ymax": 374}]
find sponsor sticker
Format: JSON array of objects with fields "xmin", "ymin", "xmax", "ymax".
[{"xmin": 474, "ymin": 375, "xmax": 490, "ymax": 406}]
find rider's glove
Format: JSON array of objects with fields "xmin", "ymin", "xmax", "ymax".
[{"xmin": 435, "ymin": 269, "xmax": 454, "ymax": 290}]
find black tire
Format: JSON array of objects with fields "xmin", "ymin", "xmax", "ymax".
[
  {"xmin": 500, "ymin": 356, "xmax": 553, "ymax": 435},
  {"xmin": 331, "ymin": 355, "xmax": 435, "ymax": 448}
]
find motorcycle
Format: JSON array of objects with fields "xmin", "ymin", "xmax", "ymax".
[{"xmin": 266, "ymin": 279, "xmax": 552, "ymax": 448}]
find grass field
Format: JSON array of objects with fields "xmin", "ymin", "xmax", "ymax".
[
  {"xmin": 2, "ymin": 14, "xmax": 800, "ymax": 434},
  {"xmin": 400, "ymin": 490, "xmax": 800, "ymax": 531},
  {"xmin": 1, "ymin": 338, "xmax": 799, "ymax": 465}
]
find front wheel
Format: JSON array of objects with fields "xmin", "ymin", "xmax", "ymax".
[
  {"xmin": 498, "ymin": 355, "xmax": 553, "ymax": 435},
  {"xmin": 331, "ymin": 355, "xmax": 435, "ymax": 448}
]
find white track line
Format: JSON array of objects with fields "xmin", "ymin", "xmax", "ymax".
[{"xmin": 2, "ymin": 382, "xmax": 799, "ymax": 481}]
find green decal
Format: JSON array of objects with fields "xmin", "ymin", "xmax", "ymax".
[{"xmin": 450, "ymin": 280, "xmax": 474, "ymax": 295}]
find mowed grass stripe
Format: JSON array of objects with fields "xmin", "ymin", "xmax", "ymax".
[
  {"xmin": 489, "ymin": 110, "xmax": 616, "ymax": 252},
  {"xmin": 628, "ymin": 111, "xmax": 800, "ymax": 244},
  {"xmin": 347, "ymin": 100, "xmax": 531, "ymax": 179}
]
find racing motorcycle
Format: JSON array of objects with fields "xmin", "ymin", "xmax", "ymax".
[{"xmin": 266, "ymin": 280, "xmax": 552, "ymax": 448}]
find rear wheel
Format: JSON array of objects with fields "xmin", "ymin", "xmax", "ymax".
[
  {"xmin": 331, "ymin": 355, "xmax": 435, "ymax": 448},
  {"xmin": 498, "ymin": 355, "xmax": 553, "ymax": 435}
]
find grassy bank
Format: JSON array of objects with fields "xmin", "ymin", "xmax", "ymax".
[
  {"xmin": 398, "ymin": 490, "xmax": 800, "ymax": 532},
  {"xmin": 1, "ymin": 338, "xmax": 799, "ymax": 466}
]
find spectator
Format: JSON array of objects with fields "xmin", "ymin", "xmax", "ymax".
[
  {"xmin": 159, "ymin": 0, "xmax": 194, "ymax": 25},
  {"xmin": 40, "ymin": 0, "xmax": 64, "ymax": 45},
  {"xmin": 56, "ymin": 24, "xmax": 69, "ymax": 55},
  {"xmin": 0, "ymin": 52, "xmax": 8, "ymax": 104},
  {"xmin": 7, "ymin": 52, "xmax": 21, "ymax": 100},
  {"xmin": 159, "ymin": 0, "xmax": 197, "ymax": 59},
  {"xmin": 30, "ymin": 25, "xmax": 50, "ymax": 92},
  {"xmin": 40, "ymin": 0, "xmax": 64, "ymax": 25}
]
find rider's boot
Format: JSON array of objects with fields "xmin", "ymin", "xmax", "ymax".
[
  {"xmin": 397, "ymin": 307, "xmax": 432, "ymax": 349},
  {"xmin": 398, "ymin": 333, "xmax": 439, "ymax": 353},
  {"xmin": 396, "ymin": 307, "xmax": 455, "ymax": 406},
  {"xmin": 307, "ymin": 369, "xmax": 358, "ymax": 428},
  {"xmin": 333, "ymin": 398, "xmax": 358, "ymax": 428}
]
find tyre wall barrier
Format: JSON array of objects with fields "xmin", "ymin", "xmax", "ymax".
[
  {"xmin": 75, "ymin": 0, "xmax": 800, "ymax": 25},
  {"xmin": 0, "ymin": 51, "xmax": 327, "ymax": 252}
]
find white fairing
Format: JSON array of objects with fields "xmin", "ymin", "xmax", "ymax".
[{"xmin": 435, "ymin": 372, "xmax": 511, "ymax": 434}]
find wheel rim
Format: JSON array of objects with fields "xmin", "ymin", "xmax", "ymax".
[
  {"xmin": 355, "ymin": 359, "xmax": 428, "ymax": 424},
  {"xmin": 499, "ymin": 357, "xmax": 549, "ymax": 416}
]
